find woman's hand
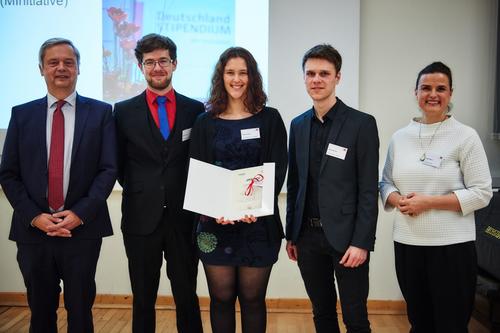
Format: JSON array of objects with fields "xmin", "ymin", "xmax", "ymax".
[
  {"xmin": 398, "ymin": 192, "xmax": 431, "ymax": 217},
  {"xmin": 239, "ymin": 215, "xmax": 257, "ymax": 223},
  {"xmin": 387, "ymin": 192, "xmax": 404, "ymax": 210},
  {"xmin": 215, "ymin": 215, "xmax": 257, "ymax": 225},
  {"xmin": 398, "ymin": 192, "xmax": 461, "ymax": 217},
  {"xmin": 215, "ymin": 217, "xmax": 235, "ymax": 225}
]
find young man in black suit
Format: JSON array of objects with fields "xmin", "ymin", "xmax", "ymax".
[
  {"xmin": 286, "ymin": 44, "xmax": 379, "ymax": 333},
  {"xmin": 114, "ymin": 34, "xmax": 204, "ymax": 333},
  {"xmin": 0, "ymin": 38, "xmax": 117, "ymax": 333}
]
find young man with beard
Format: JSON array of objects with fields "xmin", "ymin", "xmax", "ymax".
[
  {"xmin": 114, "ymin": 34, "xmax": 204, "ymax": 333},
  {"xmin": 286, "ymin": 44, "xmax": 379, "ymax": 333}
]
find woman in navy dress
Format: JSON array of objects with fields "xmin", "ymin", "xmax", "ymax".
[{"xmin": 190, "ymin": 47, "xmax": 287, "ymax": 333}]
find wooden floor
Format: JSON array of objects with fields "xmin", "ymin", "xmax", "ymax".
[{"xmin": 0, "ymin": 306, "xmax": 489, "ymax": 332}]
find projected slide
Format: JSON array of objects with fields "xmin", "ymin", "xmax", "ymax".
[
  {"xmin": 0, "ymin": 0, "xmax": 268, "ymax": 129},
  {"xmin": 103, "ymin": 0, "xmax": 235, "ymax": 102}
]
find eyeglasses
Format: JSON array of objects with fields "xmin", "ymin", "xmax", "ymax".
[{"xmin": 142, "ymin": 58, "xmax": 173, "ymax": 69}]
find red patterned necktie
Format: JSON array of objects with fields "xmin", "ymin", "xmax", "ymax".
[{"xmin": 48, "ymin": 100, "xmax": 66, "ymax": 211}]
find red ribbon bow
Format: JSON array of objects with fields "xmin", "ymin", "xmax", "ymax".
[{"xmin": 245, "ymin": 174, "xmax": 264, "ymax": 196}]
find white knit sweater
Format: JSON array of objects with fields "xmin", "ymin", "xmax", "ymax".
[{"xmin": 380, "ymin": 116, "xmax": 492, "ymax": 246}]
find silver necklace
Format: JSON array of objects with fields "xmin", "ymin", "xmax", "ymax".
[{"xmin": 418, "ymin": 119, "xmax": 445, "ymax": 161}]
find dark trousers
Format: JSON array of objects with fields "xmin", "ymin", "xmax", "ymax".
[
  {"xmin": 296, "ymin": 225, "xmax": 371, "ymax": 333},
  {"xmin": 394, "ymin": 241, "xmax": 477, "ymax": 333},
  {"xmin": 17, "ymin": 238, "xmax": 102, "ymax": 333},
  {"xmin": 123, "ymin": 218, "xmax": 202, "ymax": 333}
]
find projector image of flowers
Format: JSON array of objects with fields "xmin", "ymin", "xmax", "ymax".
[{"xmin": 103, "ymin": 4, "xmax": 143, "ymax": 102}]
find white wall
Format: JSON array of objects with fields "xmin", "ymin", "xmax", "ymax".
[{"xmin": 0, "ymin": 0, "xmax": 498, "ymax": 301}]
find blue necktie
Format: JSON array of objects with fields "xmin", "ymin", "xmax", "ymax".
[{"xmin": 156, "ymin": 96, "xmax": 170, "ymax": 140}]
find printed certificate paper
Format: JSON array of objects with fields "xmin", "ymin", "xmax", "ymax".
[{"xmin": 183, "ymin": 158, "xmax": 275, "ymax": 221}]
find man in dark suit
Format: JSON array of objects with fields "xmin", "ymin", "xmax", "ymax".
[
  {"xmin": 0, "ymin": 38, "xmax": 117, "ymax": 333},
  {"xmin": 286, "ymin": 44, "xmax": 379, "ymax": 333},
  {"xmin": 114, "ymin": 34, "xmax": 204, "ymax": 333}
]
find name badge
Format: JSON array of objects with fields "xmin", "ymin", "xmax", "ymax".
[
  {"xmin": 241, "ymin": 128, "xmax": 260, "ymax": 140},
  {"xmin": 182, "ymin": 128, "xmax": 192, "ymax": 142},
  {"xmin": 421, "ymin": 152, "xmax": 443, "ymax": 168},
  {"xmin": 326, "ymin": 143, "xmax": 348, "ymax": 160}
]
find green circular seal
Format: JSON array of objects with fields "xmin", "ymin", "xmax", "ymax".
[{"xmin": 197, "ymin": 232, "xmax": 217, "ymax": 253}]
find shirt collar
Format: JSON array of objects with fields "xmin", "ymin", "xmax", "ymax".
[
  {"xmin": 146, "ymin": 88, "xmax": 175, "ymax": 105},
  {"xmin": 47, "ymin": 91, "xmax": 77, "ymax": 108},
  {"xmin": 311, "ymin": 97, "xmax": 339, "ymax": 122}
]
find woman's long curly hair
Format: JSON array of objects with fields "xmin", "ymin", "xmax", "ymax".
[{"xmin": 206, "ymin": 47, "xmax": 267, "ymax": 116}]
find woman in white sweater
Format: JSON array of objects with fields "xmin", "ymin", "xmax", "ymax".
[{"xmin": 380, "ymin": 62, "xmax": 492, "ymax": 332}]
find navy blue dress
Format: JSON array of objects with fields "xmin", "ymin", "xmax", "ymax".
[{"xmin": 196, "ymin": 113, "xmax": 281, "ymax": 267}]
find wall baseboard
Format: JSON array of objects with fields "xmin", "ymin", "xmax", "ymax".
[{"xmin": 0, "ymin": 292, "xmax": 406, "ymax": 314}]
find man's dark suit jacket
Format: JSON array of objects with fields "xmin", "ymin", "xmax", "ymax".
[
  {"xmin": 286, "ymin": 98, "xmax": 379, "ymax": 253},
  {"xmin": 113, "ymin": 91, "xmax": 204, "ymax": 234},
  {"xmin": 0, "ymin": 95, "xmax": 117, "ymax": 242}
]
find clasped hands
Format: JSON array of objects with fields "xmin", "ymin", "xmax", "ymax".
[
  {"xmin": 215, "ymin": 215, "xmax": 257, "ymax": 225},
  {"xmin": 396, "ymin": 192, "xmax": 430, "ymax": 217},
  {"xmin": 32, "ymin": 210, "xmax": 82, "ymax": 237}
]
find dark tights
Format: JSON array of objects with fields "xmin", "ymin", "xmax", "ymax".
[{"xmin": 203, "ymin": 264, "xmax": 273, "ymax": 333}]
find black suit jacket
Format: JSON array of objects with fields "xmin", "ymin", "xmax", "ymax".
[
  {"xmin": 114, "ymin": 90, "xmax": 204, "ymax": 235},
  {"xmin": 189, "ymin": 107, "xmax": 288, "ymax": 241},
  {"xmin": 0, "ymin": 95, "xmax": 117, "ymax": 243},
  {"xmin": 286, "ymin": 98, "xmax": 379, "ymax": 252}
]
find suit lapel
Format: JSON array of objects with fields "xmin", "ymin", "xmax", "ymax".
[
  {"xmin": 132, "ymin": 93, "xmax": 165, "ymax": 157},
  {"xmin": 298, "ymin": 110, "xmax": 313, "ymax": 178},
  {"xmin": 71, "ymin": 94, "xmax": 90, "ymax": 163},
  {"xmin": 172, "ymin": 92, "xmax": 190, "ymax": 141},
  {"xmin": 35, "ymin": 97, "xmax": 49, "ymax": 166},
  {"xmin": 34, "ymin": 98, "xmax": 49, "ymax": 204},
  {"xmin": 319, "ymin": 101, "xmax": 348, "ymax": 174},
  {"xmin": 144, "ymin": 102, "xmax": 165, "ymax": 145},
  {"xmin": 119, "ymin": 92, "xmax": 160, "ymax": 147}
]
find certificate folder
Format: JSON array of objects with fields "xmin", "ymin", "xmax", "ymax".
[{"xmin": 183, "ymin": 158, "xmax": 275, "ymax": 221}]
